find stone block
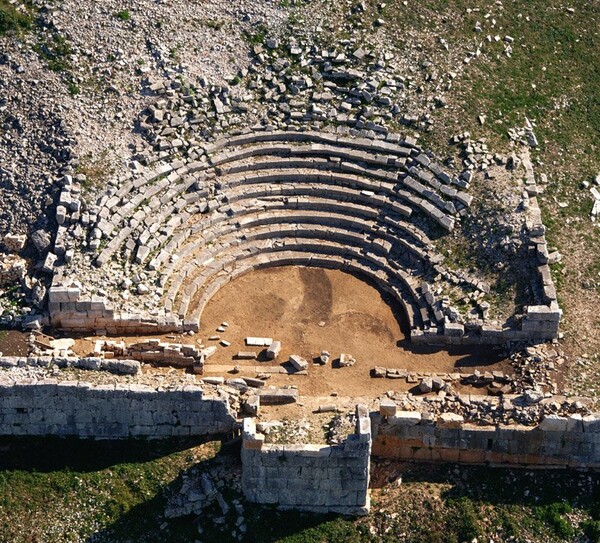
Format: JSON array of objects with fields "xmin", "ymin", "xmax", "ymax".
[
  {"xmin": 567, "ymin": 413, "xmax": 583, "ymax": 438},
  {"xmin": 49, "ymin": 287, "xmax": 71, "ymax": 304},
  {"xmin": 389, "ymin": 411, "xmax": 422, "ymax": 426},
  {"xmin": 246, "ymin": 337, "xmax": 273, "ymax": 346},
  {"xmin": 444, "ymin": 322, "xmax": 464, "ymax": 337},
  {"xmin": 583, "ymin": 414, "xmax": 600, "ymax": 433},
  {"xmin": 379, "ymin": 398, "xmax": 397, "ymax": 417},
  {"xmin": 266, "ymin": 341, "xmax": 282, "ymax": 359},
  {"xmin": 538, "ymin": 415, "xmax": 568, "ymax": 432},
  {"xmin": 243, "ymin": 395, "xmax": 260, "ymax": 417},
  {"xmin": 288, "ymin": 354, "xmax": 308, "ymax": 371},
  {"xmin": 525, "ymin": 305, "xmax": 562, "ymax": 322},
  {"xmin": 438, "ymin": 413, "xmax": 464, "ymax": 428}
]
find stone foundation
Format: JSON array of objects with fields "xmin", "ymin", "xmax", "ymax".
[
  {"xmin": 241, "ymin": 405, "xmax": 371, "ymax": 516},
  {"xmin": 373, "ymin": 403, "xmax": 600, "ymax": 468}
]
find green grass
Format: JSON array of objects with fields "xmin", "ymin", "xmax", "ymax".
[
  {"xmin": 0, "ymin": 0, "xmax": 31, "ymax": 34},
  {"xmin": 0, "ymin": 437, "xmax": 215, "ymax": 542},
  {"xmin": 582, "ymin": 519, "xmax": 600, "ymax": 542},
  {"xmin": 4, "ymin": 443, "xmax": 600, "ymax": 542},
  {"xmin": 67, "ymin": 82, "xmax": 80, "ymax": 96},
  {"xmin": 201, "ymin": 18, "xmax": 224, "ymax": 31},
  {"xmin": 444, "ymin": 497, "xmax": 484, "ymax": 543},
  {"xmin": 380, "ymin": 0, "xmax": 599, "ymax": 191},
  {"xmin": 115, "ymin": 10, "xmax": 130, "ymax": 21},
  {"xmin": 242, "ymin": 26, "xmax": 268, "ymax": 46},
  {"xmin": 33, "ymin": 33, "xmax": 73, "ymax": 72},
  {"xmin": 535, "ymin": 502, "xmax": 575, "ymax": 540},
  {"xmin": 76, "ymin": 151, "xmax": 114, "ymax": 193}
]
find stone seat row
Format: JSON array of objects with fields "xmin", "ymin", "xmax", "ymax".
[
  {"xmin": 165, "ymin": 235, "xmax": 437, "ymax": 331},
  {"xmin": 210, "ymin": 142, "xmax": 407, "ymax": 171},
  {"xmin": 130, "ymin": 178, "xmax": 451, "ymax": 271},
  {"xmin": 162, "ymin": 221, "xmax": 427, "ymax": 318},
  {"xmin": 210, "ymin": 143, "xmax": 469, "ymax": 210},
  {"xmin": 205, "ymin": 129, "xmax": 464, "ymax": 189},
  {"xmin": 150, "ymin": 193, "xmax": 436, "ymax": 281},
  {"xmin": 217, "ymin": 168, "xmax": 456, "ymax": 224},
  {"xmin": 215, "ymin": 154, "xmax": 470, "ymax": 216},
  {"xmin": 98, "ymin": 159, "xmax": 454, "ymax": 268},
  {"xmin": 91, "ymin": 130, "xmax": 465, "ymax": 265},
  {"xmin": 161, "ymin": 208, "xmax": 432, "ymax": 278},
  {"xmin": 204, "ymin": 130, "xmax": 416, "ymax": 159}
]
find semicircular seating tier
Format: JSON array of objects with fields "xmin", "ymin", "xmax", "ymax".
[{"xmin": 58, "ymin": 129, "xmax": 479, "ymax": 338}]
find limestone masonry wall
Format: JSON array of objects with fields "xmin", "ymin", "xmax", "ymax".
[
  {"xmin": 373, "ymin": 405, "xmax": 600, "ymax": 468},
  {"xmin": 0, "ymin": 379, "xmax": 237, "ymax": 439},
  {"xmin": 241, "ymin": 405, "xmax": 372, "ymax": 516},
  {"xmin": 48, "ymin": 282, "xmax": 183, "ymax": 334}
]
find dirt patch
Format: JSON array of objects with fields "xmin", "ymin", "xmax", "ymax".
[
  {"xmin": 0, "ymin": 330, "xmax": 28, "ymax": 356},
  {"xmin": 198, "ymin": 266, "xmax": 511, "ymax": 397}
]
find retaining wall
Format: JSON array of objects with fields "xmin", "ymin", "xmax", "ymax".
[
  {"xmin": 48, "ymin": 282, "xmax": 183, "ymax": 334},
  {"xmin": 373, "ymin": 407, "xmax": 600, "ymax": 468},
  {"xmin": 241, "ymin": 405, "xmax": 371, "ymax": 515},
  {"xmin": 0, "ymin": 379, "xmax": 237, "ymax": 439}
]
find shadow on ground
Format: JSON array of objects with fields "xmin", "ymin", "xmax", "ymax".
[
  {"xmin": 371, "ymin": 459, "xmax": 600, "ymax": 507},
  {"xmin": 0, "ymin": 435, "xmax": 219, "ymax": 472},
  {"xmin": 395, "ymin": 340, "xmax": 508, "ymax": 368},
  {"xmin": 4, "ymin": 434, "xmax": 600, "ymax": 543}
]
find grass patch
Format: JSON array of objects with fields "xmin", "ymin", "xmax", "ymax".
[
  {"xmin": 535, "ymin": 502, "xmax": 574, "ymax": 540},
  {"xmin": 76, "ymin": 151, "xmax": 115, "ymax": 193},
  {"xmin": 445, "ymin": 497, "xmax": 484, "ymax": 543},
  {"xmin": 0, "ymin": 437, "xmax": 218, "ymax": 543},
  {"xmin": 200, "ymin": 18, "xmax": 224, "ymax": 31},
  {"xmin": 242, "ymin": 25, "xmax": 268, "ymax": 46},
  {"xmin": 67, "ymin": 82, "xmax": 80, "ymax": 96},
  {"xmin": 0, "ymin": 0, "xmax": 31, "ymax": 34},
  {"xmin": 33, "ymin": 33, "xmax": 73, "ymax": 72},
  {"xmin": 115, "ymin": 10, "xmax": 130, "ymax": 21},
  {"xmin": 243, "ymin": 509, "xmax": 362, "ymax": 543},
  {"xmin": 583, "ymin": 520, "xmax": 600, "ymax": 542}
]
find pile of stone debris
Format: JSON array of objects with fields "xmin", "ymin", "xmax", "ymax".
[
  {"xmin": 384, "ymin": 388, "xmax": 592, "ymax": 427},
  {"xmin": 164, "ymin": 456, "xmax": 247, "ymax": 540}
]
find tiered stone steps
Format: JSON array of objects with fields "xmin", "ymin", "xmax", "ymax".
[{"xmin": 87, "ymin": 129, "xmax": 472, "ymax": 333}]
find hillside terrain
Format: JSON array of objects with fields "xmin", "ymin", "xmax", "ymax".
[{"xmin": 0, "ymin": 0, "xmax": 599, "ymax": 541}]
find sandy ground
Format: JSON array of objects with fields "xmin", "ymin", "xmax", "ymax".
[
  {"xmin": 0, "ymin": 331, "xmax": 29, "ymax": 356},
  {"xmin": 197, "ymin": 266, "xmax": 510, "ymax": 397}
]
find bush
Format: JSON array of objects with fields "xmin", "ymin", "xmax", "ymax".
[
  {"xmin": 115, "ymin": 10, "xmax": 130, "ymax": 21},
  {"xmin": 446, "ymin": 497, "xmax": 484, "ymax": 543},
  {"xmin": 582, "ymin": 520, "xmax": 600, "ymax": 543}
]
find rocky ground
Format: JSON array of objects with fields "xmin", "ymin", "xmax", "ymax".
[
  {"xmin": 0, "ymin": 0, "xmax": 599, "ymax": 541},
  {"xmin": 1, "ymin": 0, "xmax": 544, "ymax": 330}
]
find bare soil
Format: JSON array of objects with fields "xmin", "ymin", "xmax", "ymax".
[
  {"xmin": 198, "ymin": 266, "xmax": 511, "ymax": 397},
  {"xmin": 0, "ymin": 331, "xmax": 28, "ymax": 356}
]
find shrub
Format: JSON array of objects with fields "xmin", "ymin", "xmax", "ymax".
[
  {"xmin": 535, "ymin": 502, "xmax": 575, "ymax": 540},
  {"xmin": 115, "ymin": 10, "xmax": 130, "ymax": 21},
  {"xmin": 582, "ymin": 520, "xmax": 600, "ymax": 543},
  {"xmin": 446, "ymin": 497, "xmax": 484, "ymax": 542}
]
